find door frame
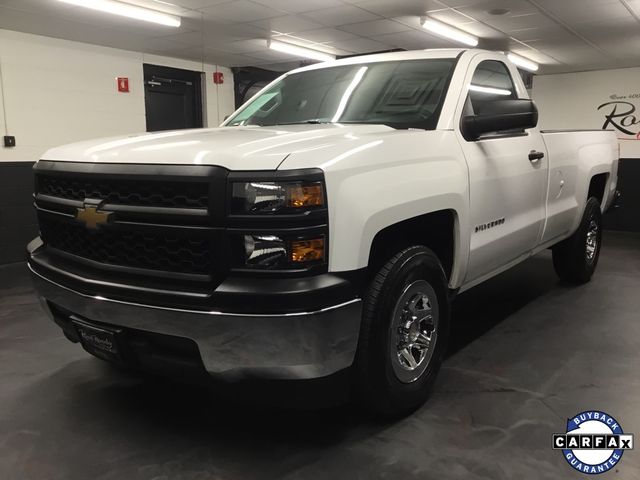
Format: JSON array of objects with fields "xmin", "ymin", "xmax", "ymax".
[{"xmin": 143, "ymin": 63, "xmax": 204, "ymax": 132}]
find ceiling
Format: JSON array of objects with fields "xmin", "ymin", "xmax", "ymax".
[{"xmin": 1, "ymin": 0, "xmax": 640, "ymax": 74}]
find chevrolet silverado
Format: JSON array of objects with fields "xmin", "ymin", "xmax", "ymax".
[{"xmin": 28, "ymin": 49, "xmax": 619, "ymax": 414}]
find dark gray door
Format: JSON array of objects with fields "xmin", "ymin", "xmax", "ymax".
[{"xmin": 143, "ymin": 64, "xmax": 203, "ymax": 132}]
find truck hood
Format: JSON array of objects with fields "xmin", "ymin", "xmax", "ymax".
[{"xmin": 41, "ymin": 124, "xmax": 395, "ymax": 171}]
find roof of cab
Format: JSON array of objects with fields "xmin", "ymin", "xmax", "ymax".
[{"xmin": 287, "ymin": 48, "xmax": 472, "ymax": 75}]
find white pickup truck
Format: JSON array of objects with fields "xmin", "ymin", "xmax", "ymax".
[{"xmin": 28, "ymin": 48, "xmax": 619, "ymax": 415}]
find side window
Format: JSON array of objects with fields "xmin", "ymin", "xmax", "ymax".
[{"xmin": 468, "ymin": 60, "xmax": 516, "ymax": 111}]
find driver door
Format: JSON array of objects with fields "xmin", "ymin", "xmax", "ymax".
[{"xmin": 458, "ymin": 58, "xmax": 548, "ymax": 284}]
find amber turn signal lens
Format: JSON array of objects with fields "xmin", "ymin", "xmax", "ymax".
[
  {"xmin": 290, "ymin": 238, "xmax": 325, "ymax": 263},
  {"xmin": 287, "ymin": 183, "xmax": 324, "ymax": 208}
]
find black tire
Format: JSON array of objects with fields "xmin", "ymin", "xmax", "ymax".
[
  {"xmin": 353, "ymin": 246, "xmax": 450, "ymax": 416},
  {"xmin": 552, "ymin": 197, "xmax": 602, "ymax": 284}
]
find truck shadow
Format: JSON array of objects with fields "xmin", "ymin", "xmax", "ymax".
[{"xmin": 448, "ymin": 251, "xmax": 559, "ymax": 357}]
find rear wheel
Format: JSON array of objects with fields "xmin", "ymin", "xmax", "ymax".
[
  {"xmin": 353, "ymin": 246, "xmax": 449, "ymax": 416},
  {"xmin": 552, "ymin": 197, "xmax": 602, "ymax": 284}
]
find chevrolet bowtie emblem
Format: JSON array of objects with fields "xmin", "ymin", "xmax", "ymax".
[{"xmin": 75, "ymin": 204, "xmax": 112, "ymax": 229}]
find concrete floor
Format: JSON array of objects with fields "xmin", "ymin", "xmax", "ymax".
[{"xmin": 1, "ymin": 232, "xmax": 639, "ymax": 480}]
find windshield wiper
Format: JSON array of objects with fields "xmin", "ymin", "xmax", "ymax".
[{"xmin": 272, "ymin": 119, "xmax": 330, "ymax": 126}]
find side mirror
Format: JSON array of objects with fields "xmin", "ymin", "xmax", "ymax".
[{"xmin": 461, "ymin": 99, "xmax": 538, "ymax": 141}]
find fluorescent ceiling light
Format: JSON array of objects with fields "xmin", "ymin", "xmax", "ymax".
[
  {"xmin": 268, "ymin": 40, "xmax": 335, "ymax": 62},
  {"xmin": 421, "ymin": 17, "xmax": 478, "ymax": 47},
  {"xmin": 507, "ymin": 53, "xmax": 539, "ymax": 72},
  {"xmin": 469, "ymin": 84, "xmax": 512, "ymax": 96},
  {"xmin": 57, "ymin": 0, "xmax": 181, "ymax": 27}
]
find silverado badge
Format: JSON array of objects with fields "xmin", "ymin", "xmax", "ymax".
[{"xmin": 75, "ymin": 204, "xmax": 112, "ymax": 229}]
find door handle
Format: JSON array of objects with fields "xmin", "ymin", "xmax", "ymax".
[{"xmin": 529, "ymin": 150, "xmax": 545, "ymax": 162}]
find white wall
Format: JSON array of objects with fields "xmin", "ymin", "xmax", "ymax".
[
  {"xmin": 0, "ymin": 29, "xmax": 235, "ymax": 163},
  {"xmin": 532, "ymin": 67, "xmax": 640, "ymax": 158}
]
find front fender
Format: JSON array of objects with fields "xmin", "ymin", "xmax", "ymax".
[{"xmin": 308, "ymin": 131, "xmax": 470, "ymax": 287}]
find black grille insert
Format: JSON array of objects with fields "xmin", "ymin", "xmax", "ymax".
[
  {"xmin": 37, "ymin": 174, "xmax": 209, "ymax": 209},
  {"xmin": 39, "ymin": 215, "xmax": 214, "ymax": 275}
]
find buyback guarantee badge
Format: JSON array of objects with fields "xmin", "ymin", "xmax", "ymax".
[{"xmin": 553, "ymin": 411, "xmax": 634, "ymax": 475}]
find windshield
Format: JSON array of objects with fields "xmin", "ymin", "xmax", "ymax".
[{"xmin": 225, "ymin": 59, "xmax": 457, "ymax": 130}]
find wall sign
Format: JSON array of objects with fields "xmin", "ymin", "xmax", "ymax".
[
  {"xmin": 117, "ymin": 77, "xmax": 129, "ymax": 93},
  {"xmin": 598, "ymin": 95, "xmax": 640, "ymax": 139},
  {"xmin": 213, "ymin": 72, "xmax": 224, "ymax": 84},
  {"xmin": 532, "ymin": 67, "xmax": 640, "ymax": 158}
]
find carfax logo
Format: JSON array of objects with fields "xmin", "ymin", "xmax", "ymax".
[{"xmin": 553, "ymin": 410, "xmax": 634, "ymax": 475}]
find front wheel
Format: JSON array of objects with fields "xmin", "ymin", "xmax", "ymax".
[
  {"xmin": 353, "ymin": 246, "xmax": 449, "ymax": 416},
  {"xmin": 552, "ymin": 197, "xmax": 603, "ymax": 284}
]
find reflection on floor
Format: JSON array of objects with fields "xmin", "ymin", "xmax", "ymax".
[{"xmin": 1, "ymin": 232, "xmax": 639, "ymax": 480}]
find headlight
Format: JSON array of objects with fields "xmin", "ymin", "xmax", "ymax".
[
  {"xmin": 228, "ymin": 170, "xmax": 328, "ymax": 273},
  {"xmin": 242, "ymin": 234, "xmax": 325, "ymax": 270},
  {"xmin": 231, "ymin": 181, "xmax": 325, "ymax": 214}
]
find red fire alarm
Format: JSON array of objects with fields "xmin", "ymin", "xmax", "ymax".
[
  {"xmin": 117, "ymin": 77, "xmax": 129, "ymax": 93},
  {"xmin": 213, "ymin": 72, "xmax": 224, "ymax": 84}
]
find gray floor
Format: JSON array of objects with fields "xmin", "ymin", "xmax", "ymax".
[{"xmin": 1, "ymin": 232, "xmax": 639, "ymax": 480}]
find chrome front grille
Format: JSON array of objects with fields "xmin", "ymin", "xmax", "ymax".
[
  {"xmin": 39, "ymin": 215, "xmax": 214, "ymax": 275},
  {"xmin": 32, "ymin": 161, "xmax": 227, "ymax": 283},
  {"xmin": 37, "ymin": 173, "xmax": 209, "ymax": 209}
]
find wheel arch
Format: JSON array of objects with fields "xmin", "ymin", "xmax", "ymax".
[
  {"xmin": 588, "ymin": 172, "xmax": 609, "ymax": 208},
  {"xmin": 366, "ymin": 209, "xmax": 461, "ymax": 286},
  {"xmin": 568, "ymin": 138, "xmax": 618, "ymax": 233}
]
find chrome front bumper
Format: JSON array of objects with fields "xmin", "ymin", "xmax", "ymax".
[{"xmin": 30, "ymin": 264, "xmax": 362, "ymax": 381}]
